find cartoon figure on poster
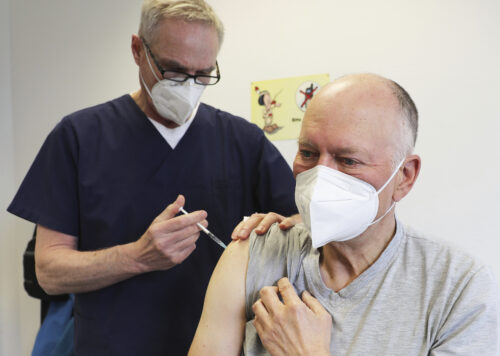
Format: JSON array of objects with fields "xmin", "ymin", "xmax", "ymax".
[
  {"xmin": 255, "ymin": 86, "xmax": 282, "ymax": 134},
  {"xmin": 251, "ymin": 74, "xmax": 329, "ymax": 141},
  {"xmin": 296, "ymin": 81, "xmax": 319, "ymax": 112}
]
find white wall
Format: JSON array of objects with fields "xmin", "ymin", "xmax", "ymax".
[
  {"xmin": 0, "ymin": 0, "xmax": 25, "ymax": 354},
  {"xmin": 2, "ymin": 0, "xmax": 499, "ymax": 353}
]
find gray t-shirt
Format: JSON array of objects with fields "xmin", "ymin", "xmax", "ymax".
[{"xmin": 244, "ymin": 220, "xmax": 500, "ymax": 355}]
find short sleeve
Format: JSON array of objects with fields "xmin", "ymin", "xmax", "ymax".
[
  {"xmin": 8, "ymin": 117, "xmax": 80, "ymax": 237},
  {"xmin": 245, "ymin": 223, "xmax": 310, "ymax": 320},
  {"xmin": 430, "ymin": 266, "xmax": 500, "ymax": 355}
]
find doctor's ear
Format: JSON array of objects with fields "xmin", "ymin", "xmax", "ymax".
[
  {"xmin": 131, "ymin": 34, "xmax": 143, "ymax": 65},
  {"xmin": 393, "ymin": 154, "xmax": 421, "ymax": 202}
]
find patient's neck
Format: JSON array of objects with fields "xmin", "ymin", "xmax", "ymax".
[{"xmin": 319, "ymin": 216, "xmax": 396, "ymax": 292}]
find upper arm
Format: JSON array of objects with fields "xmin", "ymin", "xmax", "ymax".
[
  {"xmin": 189, "ymin": 238, "xmax": 250, "ymax": 356},
  {"xmin": 36, "ymin": 224, "xmax": 78, "ymax": 256}
]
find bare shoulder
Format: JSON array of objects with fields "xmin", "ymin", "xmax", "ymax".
[
  {"xmin": 224, "ymin": 238, "xmax": 250, "ymax": 260},
  {"xmin": 210, "ymin": 238, "xmax": 250, "ymax": 285}
]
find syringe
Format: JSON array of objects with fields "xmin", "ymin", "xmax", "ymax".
[{"xmin": 179, "ymin": 207, "xmax": 227, "ymax": 249}]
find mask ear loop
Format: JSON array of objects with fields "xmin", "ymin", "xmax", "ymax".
[
  {"xmin": 139, "ymin": 41, "xmax": 165, "ymax": 101},
  {"xmin": 143, "ymin": 43, "xmax": 162, "ymax": 82},
  {"xmin": 369, "ymin": 202, "xmax": 396, "ymax": 226},
  {"xmin": 376, "ymin": 159, "xmax": 405, "ymax": 194},
  {"xmin": 368, "ymin": 159, "xmax": 406, "ymax": 226},
  {"xmin": 139, "ymin": 72, "xmax": 154, "ymax": 99}
]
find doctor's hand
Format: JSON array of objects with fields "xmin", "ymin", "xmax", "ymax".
[
  {"xmin": 252, "ymin": 278, "xmax": 332, "ymax": 356},
  {"xmin": 231, "ymin": 213, "xmax": 301, "ymax": 240},
  {"xmin": 134, "ymin": 195, "xmax": 207, "ymax": 272}
]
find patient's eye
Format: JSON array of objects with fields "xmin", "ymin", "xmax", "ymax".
[
  {"xmin": 339, "ymin": 157, "xmax": 358, "ymax": 166},
  {"xmin": 300, "ymin": 150, "xmax": 311, "ymax": 158},
  {"xmin": 299, "ymin": 150, "xmax": 317, "ymax": 160}
]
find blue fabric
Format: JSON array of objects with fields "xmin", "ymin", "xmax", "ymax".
[
  {"xmin": 50, "ymin": 314, "xmax": 74, "ymax": 356},
  {"xmin": 32, "ymin": 295, "xmax": 74, "ymax": 356},
  {"xmin": 9, "ymin": 95, "xmax": 297, "ymax": 356}
]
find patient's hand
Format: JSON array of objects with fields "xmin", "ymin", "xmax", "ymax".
[
  {"xmin": 252, "ymin": 277, "xmax": 332, "ymax": 356},
  {"xmin": 231, "ymin": 213, "xmax": 301, "ymax": 240}
]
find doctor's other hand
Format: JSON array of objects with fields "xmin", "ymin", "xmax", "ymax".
[
  {"xmin": 231, "ymin": 213, "xmax": 302, "ymax": 240},
  {"xmin": 252, "ymin": 277, "xmax": 332, "ymax": 356},
  {"xmin": 133, "ymin": 195, "xmax": 207, "ymax": 272}
]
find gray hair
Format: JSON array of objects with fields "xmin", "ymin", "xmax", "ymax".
[
  {"xmin": 388, "ymin": 80, "xmax": 418, "ymax": 168},
  {"xmin": 139, "ymin": 0, "xmax": 224, "ymax": 46}
]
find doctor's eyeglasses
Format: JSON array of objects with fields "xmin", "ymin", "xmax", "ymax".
[{"xmin": 141, "ymin": 37, "xmax": 221, "ymax": 86}]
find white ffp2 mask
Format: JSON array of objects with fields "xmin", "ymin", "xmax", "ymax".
[
  {"xmin": 141, "ymin": 45, "xmax": 205, "ymax": 125},
  {"xmin": 295, "ymin": 161, "xmax": 404, "ymax": 248}
]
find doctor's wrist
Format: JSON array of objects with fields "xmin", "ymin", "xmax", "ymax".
[{"xmin": 120, "ymin": 240, "xmax": 151, "ymax": 275}]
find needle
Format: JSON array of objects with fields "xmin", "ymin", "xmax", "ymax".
[{"xmin": 179, "ymin": 207, "xmax": 227, "ymax": 249}]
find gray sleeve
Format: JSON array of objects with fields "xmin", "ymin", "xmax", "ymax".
[
  {"xmin": 244, "ymin": 224, "xmax": 308, "ymax": 320},
  {"xmin": 430, "ymin": 266, "xmax": 500, "ymax": 355}
]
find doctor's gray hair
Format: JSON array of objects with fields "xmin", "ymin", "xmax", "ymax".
[{"xmin": 139, "ymin": 0, "xmax": 224, "ymax": 46}]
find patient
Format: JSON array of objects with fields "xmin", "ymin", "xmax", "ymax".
[{"xmin": 188, "ymin": 73, "xmax": 500, "ymax": 356}]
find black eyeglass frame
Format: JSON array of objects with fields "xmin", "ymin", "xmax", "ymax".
[{"xmin": 141, "ymin": 37, "xmax": 221, "ymax": 86}]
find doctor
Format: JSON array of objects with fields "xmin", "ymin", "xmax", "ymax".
[{"xmin": 8, "ymin": 0, "xmax": 298, "ymax": 354}]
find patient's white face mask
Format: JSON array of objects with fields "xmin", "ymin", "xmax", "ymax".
[{"xmin": 294, "ymin": 160, "xmax": 404, "ymax": 248}]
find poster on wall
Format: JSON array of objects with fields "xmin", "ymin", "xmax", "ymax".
[{"xmin": 250, "ymin": 73, "xmax": 330, "ymax": 141}]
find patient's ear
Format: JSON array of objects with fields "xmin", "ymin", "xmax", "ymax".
[{"xmin": 393, "ymin": 154, "xmax": 421, "ymax": 202}]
